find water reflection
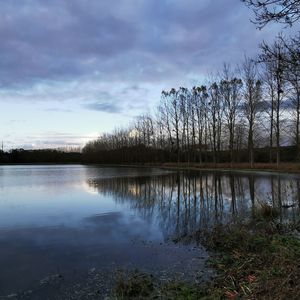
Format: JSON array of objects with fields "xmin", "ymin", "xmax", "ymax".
[
  {"xmin": 0, "ymin": 166, "xmax": 203, "ymax": 296},
  {"xmin": 88, "ymin": 171, "xmax": 300, "ymax": 240},
  {"xmin": 0, "ymin": 166, "xmax": 299, "ymax": 296}
]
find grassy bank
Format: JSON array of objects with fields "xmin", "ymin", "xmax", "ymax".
[{"xmin": 114, "ymin": 206, "xmax": 300, "ymax": 299}]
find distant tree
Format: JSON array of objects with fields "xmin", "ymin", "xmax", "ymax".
[
  {"xmin": 135, "ymin": 114, "xmax": 154, "ymax": 147},
  {"xmin": 242, "ymin": 0, "xmax": 300, "ymax": 28},
  {"xmin": 178, "ymin": 87, "xmax": 190, "ymax": 162},
  {"xmin": 272, "ymin": 35, "xmax": 300, "ymax": 147},
  {"xmin": 263, "ymin": 61, "xmax": 277, "ymax": 162},
  {"xmin": 162, "ymin": 89, "xmax": 181, "ymax": 162},
  {"xmin": 259, "ymin": 37, "xmax": 287, "ymax": 166},
  {"xmin": 207, "ymin": 81, "xmax": 223, "ymax": 163},
  {"xmin": 219, "ymin": 65, "xmax": 243, "ymax": 164},
  {"xmin": 240, "ymin": 56, "xmax": 263, "ymax": 167},
  {"xmin": 83, "ymin": 48, "xmax": 300, "ymax": 165},
  {"xmin": 193, "ymin": 86, "xmax": 209, "ymax": 163}
]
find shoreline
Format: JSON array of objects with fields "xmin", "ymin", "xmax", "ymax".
[
  {"xmin": 155, "ymin": 162, "xmax": 300, "ymax": 174},
  {"xmin": 1, "ymin": 162, "xmax": 300, "ymax": 174},
  {"xmin": 87, "ymin": 162, "xmax": 300, "ymax": 175}
]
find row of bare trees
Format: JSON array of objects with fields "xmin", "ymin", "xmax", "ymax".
[{"xmin": 83, "ymin": 35, "xmax": 300, "ymax": 165}]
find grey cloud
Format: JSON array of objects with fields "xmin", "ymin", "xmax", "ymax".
[
  {"xmin": 1, "ymin": 0, "xmax": 299, "ymax": 150},
  {"xmin": 85, "ymin": 101, "xmax": 122, "ymax": 113},
  {"xmin": 0, "ymin": 0, "xmax": 297, "ymax": 90},
  {"xmin": 0, "ymin": 0, "xmax": 299, "ymax": 131},
  {"xmin": 0, "ymin": 0, "xmax": 137, "ymax": 86},
  {"xmin": 82, "ymin": 84, "xmax": 153, "ymax": 114}
]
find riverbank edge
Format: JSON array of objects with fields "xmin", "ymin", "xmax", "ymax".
[
  {"xmin": 84, "ymin": 162, "xmax": 300, "ymax": 175},
  {"xmin": 1, "ymin": 162, "xmax": 300, "ymax": 174},
  {"xmin": 159, "ymin": 162, "xmax": 300, "ymax": 173},
  {"xmin": 114, "ymin": 216, "xmax": 300, "ymax": 300}
]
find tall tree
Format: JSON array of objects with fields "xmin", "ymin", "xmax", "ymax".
[
  {"xmin": 193, "ymin": 86, "xmax": 209, "ymax": 163},
  {"xmin": 219, "ymin": 65, "xmax": 243, "ymax": 165},
  {"xmin": 282, "ymin": 35, "xmax": 300, "ymax": 146},
  {"xmin": 208, "ymin": 82, "xmax": 223, "ymax": 163},
  {"xmin": 241, "ymin": 56, "xmax": 262, "ymax": 167},
  {"xmin": 259, "ymin": 38, "xmax": 287, "ymax": 166}
]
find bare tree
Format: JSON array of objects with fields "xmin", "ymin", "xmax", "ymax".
[
  {"xmin": 263, "ymin": 63, "xmax": 277, "ymax": 161},
  {"xmin": 83, "ymin": 45, "xmax": 299, "ymax": 165},
  {"xmin": 282, "ymin": 35, "xmax": 300, "ymax": 146},
  {"xmin": 193, "ymin": 86, "xmax": 209, "ymax": 163},
  {"xmin": 241, "ymin": 56, "xmax": 263, "ymax": 167},
  {"xmin": 161, "ymin": 89, "xmax": 181, "ymax": 163},
  {"xmin": 219, "ymin": 65, "xmax": 243, "ymax": 165},
  {"xmin": 208, "ymin": 82, "xmax": 223, "ymax": 163},
  {"xmin": 135, "ymin": 114, "xmax": 154, "ymax": 147},
  {"xmin": 259, "ymin": 38, "xmax": 287, "ymax": 166},
  {"xmin": 242, "ymin": 0, "xmax": 300, "ymax": 28}
]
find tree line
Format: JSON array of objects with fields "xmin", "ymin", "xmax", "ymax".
[
  {"xmin": 0, "ymin": 149, "xmax": 82, "ymax": 164},
  {"xmin": 83, "ymin": 34, "xmax": 300, "ymax": 166}
]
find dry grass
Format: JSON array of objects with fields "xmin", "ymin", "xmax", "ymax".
[
  {"xmin": 197, "ymin": 212, "xmax": 300, "ymax": 300},
  {"xmin": 114, "ymin": 208, "xmax": 300, "ymax": 299}
]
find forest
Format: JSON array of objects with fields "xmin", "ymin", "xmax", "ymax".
[{"xmin": 83, "ymin": 34, "xmax": 300, "ymax": 166}]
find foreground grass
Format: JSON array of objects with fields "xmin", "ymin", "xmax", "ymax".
[
  {"xmin": 201, "ymin": 219, "xmax": 300, "ymax": 299},
  {"xmin": 114, "ymin": 271, "xmax": 213, "ymax": 300},
  {"xmin": 114, "ymin": 208, "xmax": 300, "ymax": 299}
]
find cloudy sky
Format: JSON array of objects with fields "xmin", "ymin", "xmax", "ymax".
[{"xmin": 0, "ymin": 0, "xmax": 297, "ymax": 150}]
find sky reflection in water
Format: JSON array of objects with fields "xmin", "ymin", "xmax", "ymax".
[{"xmin": 0, "ymin": 165, "xmax": 299, "ymax": 295}]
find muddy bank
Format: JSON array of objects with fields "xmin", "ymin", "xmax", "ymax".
[{"xmin": 0, "ymin": 242, "xmax": 213, "ymax": 299}]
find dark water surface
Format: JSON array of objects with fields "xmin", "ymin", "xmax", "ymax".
[{"xmin": 0, "ymin": 165, "xmax": 299, "ymax": 297}]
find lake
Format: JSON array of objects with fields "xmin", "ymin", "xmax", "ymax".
[{"xmin": 0, "ymin": 165, "xmax": 299, "ymax": 298}]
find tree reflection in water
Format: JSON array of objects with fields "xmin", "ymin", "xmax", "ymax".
[{"xmin": 87, "ymin": 171, "xmax": 300, "ymax": 240}]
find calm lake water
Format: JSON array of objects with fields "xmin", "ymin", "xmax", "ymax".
[{"xmin": 0, "ymin": 165, "xmax": 299, "ymax": 297}]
